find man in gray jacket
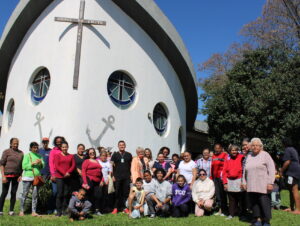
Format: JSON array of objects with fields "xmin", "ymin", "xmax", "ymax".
[{"xmin": 146, "ymin": 169, "xmax": 172, "ymax": 218}]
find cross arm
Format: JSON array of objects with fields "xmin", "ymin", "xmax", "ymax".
[
  {"xmin": 82, "ymin": 19, "xmax": 106, "ymax": 25},
  {"xmin": 55, "ymin": 17, "xmax": 80, "ymax": 23}
]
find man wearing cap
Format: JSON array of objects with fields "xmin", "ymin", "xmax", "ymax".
[
  {"xmin": 39, "ymin": 138, "xmax": 51, "ymax": 179},
  {"xmin": 38, "ymin": 137, "xmax": 52, "ymax": 213}
]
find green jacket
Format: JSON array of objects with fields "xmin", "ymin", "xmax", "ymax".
[{"xmin": 22, "ymin": 152, "xmax": 44, "ymax": 178}]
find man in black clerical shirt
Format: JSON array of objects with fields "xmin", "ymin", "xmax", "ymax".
[{"xmin": 111, "ymin": 140, "xmax": 132, "ymax": 214}]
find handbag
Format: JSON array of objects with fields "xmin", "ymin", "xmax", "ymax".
[
  {"xmin": 107, "ymin": 175, "xmax": 115, "ymax": 194},
  {"xmin": 29, "ymin": 153, "xmax": 45, "ymax": 186}
]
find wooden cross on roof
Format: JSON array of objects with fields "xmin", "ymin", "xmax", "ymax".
[{"xmin": 55, "ymin": 0, "xmax": 106, "ymax": 89}]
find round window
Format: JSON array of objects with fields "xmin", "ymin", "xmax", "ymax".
[
  {"xmin": 153, "ymin": 103, "xmax": 168, "ymax": 136},
  {"xmin": 107, "ymin": 71, "xmax": 136, "ymax": 109},
  {"xmin": 7, "ymin": 99, "xmax": 15, "ymax": 128},
  {"xmin": 31, "ymin": 68, "xmax": 51, "ymax": 105}
]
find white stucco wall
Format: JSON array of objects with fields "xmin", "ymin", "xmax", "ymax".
[{"xmin": 0, "ymin": 0, "xmax": 186, "ymax": 157}]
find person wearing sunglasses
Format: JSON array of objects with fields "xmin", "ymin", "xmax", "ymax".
[
  {"xmin": 81, "ymin": 148, "xmax": 104, "ymax": 216},
  {"xmin": 192, "ymin": 169, "xmax": 215, "ymax": 217}
]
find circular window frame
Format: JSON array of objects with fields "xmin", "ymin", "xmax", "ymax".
[
  {"xmin": 107, "ymin": 70, "xmax": 136, "ymax": 110},
  {"xmin": 153, "ymin": 102, "xmax": 169, "ymax": 136},
  {"xmin": 28, "ymin": 67, "xmax": 51, "ymax": 105},
  {"xmin": 6, "ymin": 98, "xmax": 15, "ymax": 129}
]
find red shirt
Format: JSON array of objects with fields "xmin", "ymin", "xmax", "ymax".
[
  {"xmin": 82, "ymin": 159, "xmax": 103, "ymax": 184},
  {"xmin": 222, "ymin": 154, "xmax": 244, "ymax": 184},
  {"xmin": 211, "ymin": 152, "xmax": 228, "ymax": 179},
  {"xmin": 54, "ymin": 153, "xmax": 75, "ymax": 178}
]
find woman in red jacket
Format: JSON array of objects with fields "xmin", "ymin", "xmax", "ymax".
[
  {"xmin": 54, "ymin": 141, "xmax": 75, "ymax": 216},
  {"xmin": 82, "ymin": 148, "xmax": 103, "ymax": 215},
  {"xmin": 222, "ymin": 144, "xmax": 244, "ymax": 220}
]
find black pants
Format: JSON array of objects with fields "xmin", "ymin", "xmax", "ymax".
[
  {"xmin": 100, "ymin": 184, "xmax": 109, "ymax": 212},
  {"xmin": 71, "ymin": 174, "xmax": 83, "ymax": 193},
  {"xmin": 214, "ymin": 178, "xmax": 228, "ymax": 213},
  {"xmin": 172, "ymin": 203, "xmax": 189, "ymax": 217},
  {"xmin": 241, "ymin": 191, "xmax": 251, "ymax": 214},
  {"xmin": 228, "ymin": 192, "xmax": 242, "ymax": 217},
  {"xmin": 56, "ymin": 178, "xmax": 72, "ymax": 214},
  {"xmin": 146, "ymin": 195, "xmax": 170, "ymax": 217},
  {"xmin": 113, "ymin": 178, "xmax": 130, "ymax": 210},
  {"xmin": 87, "ymin": 179, "xmax": 102, "ymax": 211},
  {"xmin": 0, "ymin": 177, "xmax": 19, "ymax": 212},
  {"xmin": 249, "ymin": 192, "xmax": 271, "ymax": 223}
]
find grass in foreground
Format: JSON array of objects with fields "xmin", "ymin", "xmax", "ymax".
[{"xmin": 0, "ymin": 190, "xmax": 299, "ymax": 226}]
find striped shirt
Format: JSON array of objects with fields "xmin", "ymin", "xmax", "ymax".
[{"xmin": 196, "ymin": 158, "xmax": 212, "ymax": 178}]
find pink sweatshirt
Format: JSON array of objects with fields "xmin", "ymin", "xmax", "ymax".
[{"xmin": 49, "ymin": 147, "xmax": 61, "ymax": 177}]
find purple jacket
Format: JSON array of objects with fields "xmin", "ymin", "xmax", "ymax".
[{"xmin": 171, "ymin": 183, "xmax": 192, "ymax": 206}]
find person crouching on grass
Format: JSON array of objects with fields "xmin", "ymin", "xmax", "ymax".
[
  {"xmin": 171, "ymin": 175, "xmax": 192, "ymax": 217},
  {"xmin": 68, "ymin": 189, "xmax": 91, "ymax": 222},
  {"xmin": 126, "ymin": 177, "xmax": 145, "ymax": 218}
]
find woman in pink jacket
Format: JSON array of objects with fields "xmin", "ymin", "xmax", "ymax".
[{"xmin": 131, "ymin": 147, "xmax": 149, "ymax": 184}]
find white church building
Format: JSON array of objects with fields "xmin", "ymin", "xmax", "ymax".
[{"xmin": 0, "ymin": 0, "xmax": 198, "ymax": 156}]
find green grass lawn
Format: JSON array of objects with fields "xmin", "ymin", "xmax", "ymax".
[{"xmin": 0, "ymin": 190, "xmax": 299, "ymax": 226}]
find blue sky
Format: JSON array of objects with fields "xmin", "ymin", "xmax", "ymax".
[{"xmin": 0, "ymin": 0, "xmax": 265, "ymax": 120}]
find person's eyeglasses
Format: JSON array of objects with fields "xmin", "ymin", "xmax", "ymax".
[
  {"xmin": 199, "ymin": 174, "xmax": 206, "ymax": 176},
  {"xmin": 89, "ymin": 152, "xmax": 95, "ymax": 155}
]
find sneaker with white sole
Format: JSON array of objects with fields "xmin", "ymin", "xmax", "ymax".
[
  {"xmin": 226, "ymin": 215, "xmax": 233, "ymax": 220},
  {"xmin": 149, "ymin": 214, "xmax": 155, "ymax": 218},
  {"xmin": 8, "ymin": 211, "xmax": 14, "ymax": 216},
  {"xmin": 0, "ymin": 212, "xmax": 3, "ymax": 216}
]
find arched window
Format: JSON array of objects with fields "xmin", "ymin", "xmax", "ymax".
[
  {"xmin": 153, "ymin": 103, "xmax": 168, "ymax": 136},
  {"xmin": 31, "ymin": 68, "xmax": 50, "ymax": 104},
  {"xmin": 7, "ymin": 99, "xmax": 15, "ymax": 128},
  {"xmin": 107, "ymin": 71, "xmax": 136, "ymax": 109}
]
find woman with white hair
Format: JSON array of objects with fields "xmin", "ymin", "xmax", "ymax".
[
  {"xmin": 242, "ymin": 138, "xmax": 275, "ymax": 226},
  {"xmin": 131, "ymin": 147, "xmax": 149, "ymax": 184}
]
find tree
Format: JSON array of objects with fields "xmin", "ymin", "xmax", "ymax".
[
  {"xmin": 241, "ymin": 0, "xmax": 300, "ymax": 49},
  {"xmin": 204, "ymin": 46, "xmax": 300, "ymax": 153},
  {"xmin": 199, "ymin": 0, "xmax": 300, "ymax": 102}
]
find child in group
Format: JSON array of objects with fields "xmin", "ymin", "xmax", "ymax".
[
  {"xmin": 126, "ymin": 177, "xmax": 145, "ymax": 218},
  {"xmin": 68, "ymin": 189, "xmax": 92, "ymax": 221},
  {"xmin": 171, "ymin": 175, "xmax": 192, "ymax": 217}
]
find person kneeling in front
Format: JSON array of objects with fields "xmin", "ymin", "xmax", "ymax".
[
  {"xmin": 68, "ymin": 189, "xmax": 91, "ymax": 221},
  {"xmin": 192, "ymin": 169, "xmax": 215, "ymax": 216},
  {"xmin": 146, "ymin": 169, "xmax": 172, "ymax": 218}
]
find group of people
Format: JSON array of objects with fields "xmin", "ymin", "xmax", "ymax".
[{"xmin": 0, "ymin": 136, "xmax": 299, "ymax": 226}]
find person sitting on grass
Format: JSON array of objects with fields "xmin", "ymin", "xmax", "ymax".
[
  {"xmin": 171, "ymin": 175, "xmax": 192, "ymax": 217},
  {"xmin": 192, "ymin": 169, "xmax": 215, "ymax": 217},
  {"xmin": 68, "ymin": 189, "xmax": 91, "ymax": 222},
  {"xmin": 146, "ymin": 169, "xmax": 172, "ymax": 218},
  {"xmin": 126, "ymin": 177, "xmax": 145, "ymax": 218}
]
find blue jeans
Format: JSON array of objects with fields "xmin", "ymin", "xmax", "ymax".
[{"xmin": 48, "ymin": 181, "xmax": 57, "ymax": 212}]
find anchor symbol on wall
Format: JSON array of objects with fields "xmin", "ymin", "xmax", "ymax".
[
  {"xmin": 34, "ymin": 112, "xmax": 53, "ymax": 143},
  {"xmin": 86, "ymin": 115, "xmax": 115, "ymax": 148}
]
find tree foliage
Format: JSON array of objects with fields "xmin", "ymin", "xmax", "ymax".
[
  {"xmin": 199, "ymin": 0, "xmax": 300, "ymax": 100},
  {"xmin": 204, "ymin": 47, "xmax": 300, "ymax": 153}
]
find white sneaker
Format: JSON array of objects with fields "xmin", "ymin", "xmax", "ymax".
[
  {"xmin": 226, "ymin": 215, "xmax": 233, "ymax": 220},
  {"xmin": 220, "ymin": 213, "xmax": 226, "ymax": 217},
  {"xmin": 214, "ymin": 212, "xmax": 221, "ymax": 216},
  {"xmin": 0, "ymin": 212, "xmax": 3, "ymax": 216},
  {"xmin": 8, "ymin": 211, "xmax": 14, "ymax": 216}
]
